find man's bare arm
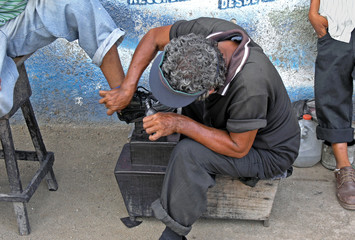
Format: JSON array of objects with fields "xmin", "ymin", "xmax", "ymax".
[
  {"xmin": 143, "ymin": 112, "xmax": 257, "ymax": 158},
  {"xmin": 309, "ymin": 0, "xmax": 328, "ymax": 38},
  {"xmin": 100, "ymin": 45, "xmax": 125, "ymax": 89},
  {"xmin": 99, "ymin": 25, "xmax": 172, "ymax": 115}
]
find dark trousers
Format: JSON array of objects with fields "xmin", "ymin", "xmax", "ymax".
[
  {"xmin": 314, "ymin": 29, "xmax": 355, "ymax": 143},
  {"xmin": 151, "ymin": 138, "xmax": 285, "ymax": 236}
]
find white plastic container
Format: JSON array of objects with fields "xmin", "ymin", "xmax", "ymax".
[{"xmin": 293, "ymin": 114, "xmax": 323, "ymax": 168}]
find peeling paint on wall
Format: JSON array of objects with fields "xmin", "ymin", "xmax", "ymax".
[{"xmin": 22, "ymin": 0, "xmax": 319, "ymax": 124}]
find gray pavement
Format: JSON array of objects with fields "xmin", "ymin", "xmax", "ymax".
[{"xmin": 0, "ymin": 123, "xmax": 354, "ymax": 240}]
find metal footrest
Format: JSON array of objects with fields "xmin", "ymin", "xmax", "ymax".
[{"xmin": 0, "ymin": 151, "xmax": 56, "ymax": 202}]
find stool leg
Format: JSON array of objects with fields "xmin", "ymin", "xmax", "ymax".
[
  {"xmin": 21, "ymin": 100, "xmax": 58, "ymax": 191},
  {"xmin": 13, "ymin": 202, "xmax": 31, "ymax": 235},
  {"xmin": 0, "ymin": 120, "xmax": 31, "ymax": 235}
]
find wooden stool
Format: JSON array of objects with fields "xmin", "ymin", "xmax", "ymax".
[{"xmin": 0, "ymin": 55, "xmax": 58, "ymax": 235}]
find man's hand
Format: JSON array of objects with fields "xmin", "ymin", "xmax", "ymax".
[
  {"xmin": 98, "ymin": 25, "xmax": 172, "ymax": 116},
  {"xmin": 0, "ymin": 77, "xmax": 2, "ymax": 91},
  {"xmin": 99, "ymin": 86, "xmax": 134, "ymax": 115},
  {"xmin": 309, "ymin": 13, "xmax": 328, "ymax": 38},
  {"xmin": 143, "ymin": 112, "xmax": 179, "ymax": 141},
  {"xmin": 309, "ymin": 0, "xmax": 328, "ymax": 38}
]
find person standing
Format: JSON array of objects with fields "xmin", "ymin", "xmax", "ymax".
[{"xmin": 309, "ymin": 0, "xmax": 355, "ymax": 210}]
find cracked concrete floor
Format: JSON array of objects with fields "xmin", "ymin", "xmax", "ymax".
[{"xmin": 0, "ymin": 123, "xmax": 354, "ymax": 240}]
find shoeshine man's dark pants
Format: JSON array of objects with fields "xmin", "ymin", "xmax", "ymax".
[
  {"xmin": 151, "ymin": 137, "xmax": 272, "ymax": 236},
  {"xmin": 315, "ymin": 29, "xmax": 355, "ymax": 143}
]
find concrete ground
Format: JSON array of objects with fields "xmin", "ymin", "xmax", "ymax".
[{"xmin": 0, "ymin": 123, "xmax": 354, "ymax": 240}]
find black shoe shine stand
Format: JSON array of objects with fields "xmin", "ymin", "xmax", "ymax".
[
  {"xmin": 114, "ymin": 121, "xmax": 179, "ymax": 228},
  {"xmin": 115, "ymin": 122, "xmax": 280, "ymax": 228}
]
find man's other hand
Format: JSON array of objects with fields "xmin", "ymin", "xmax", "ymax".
[
  {"xmin": 143, "ymin": 112, "xmax": 178, "ymax": 141},
  {"xmin": 99, "ymin": 86, "xmax": 133, "ymax": 115}
]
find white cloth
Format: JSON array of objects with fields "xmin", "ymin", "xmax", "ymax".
[{"xmin": 319, "ymin": 0, "xmax": 355, "ymax": 43}]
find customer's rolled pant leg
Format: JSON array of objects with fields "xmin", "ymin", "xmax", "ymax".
[{"xmin": 6, "ymin": 0, "xmax": 124, "ymax": 65}]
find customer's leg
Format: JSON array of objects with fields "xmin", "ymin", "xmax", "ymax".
[
  {"xmin": 6, "ymin": 0, "xmax": 125, "ymax": 86},
  {"xmin": 0, "ymin": 31, "xmax": 19, "ymax": 117}
]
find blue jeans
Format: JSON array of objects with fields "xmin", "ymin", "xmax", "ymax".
[{"xmin": 0, "ymin": 0, "xmax": 125, "ymax": 117}]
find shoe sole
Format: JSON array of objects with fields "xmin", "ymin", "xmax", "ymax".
[{"xmin": 338, "ymin": 199, "xmax": 355, "ymax": 210}]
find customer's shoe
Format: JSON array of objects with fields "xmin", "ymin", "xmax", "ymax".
[
  {"xmin": 117, "ymin": 86, "xmax": 175, "ymax": 124},
  {"xmin": 335, "ymin": 166, "xmax": 355, "ymax": 210}
]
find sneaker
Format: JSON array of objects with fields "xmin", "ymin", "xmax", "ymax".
[{"xmin": 335, "ymin": 166, "xmax": 355, "ymax": 210}]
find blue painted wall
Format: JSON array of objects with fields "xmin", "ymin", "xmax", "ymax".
[{"xmin": 22, "ymin": 0, "xmax": 317, "ymax": 124}]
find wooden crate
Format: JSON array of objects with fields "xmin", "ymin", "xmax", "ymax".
[{"xmin": 204, "ymin": 176, "xmax": 280, "ymax": 227}]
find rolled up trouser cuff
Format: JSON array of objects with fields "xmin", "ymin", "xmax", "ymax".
[
  {"xmin": 92, "ymin": 28, "xmax": 125, "ymax": 67},
  {"xmin": 316, "ymin": 126, "xmax": 354, "ymax": 143},
  {"xmin": 151, "ymin": 199, "xmax": 191, "ymax": 236}
]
